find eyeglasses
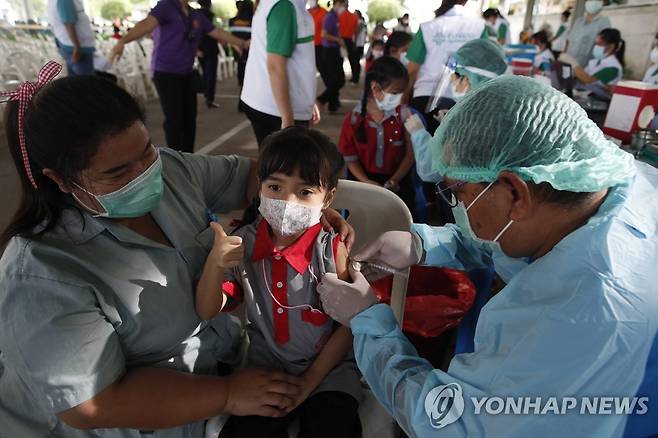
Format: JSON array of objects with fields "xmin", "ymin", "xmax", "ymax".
[{"xmin": 435, "ymin": 181, "xmax": 466, "ymax": 207}]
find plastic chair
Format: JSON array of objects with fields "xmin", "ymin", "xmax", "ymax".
[{"xmin": 331, "ymin": 179, "xmax": 412, "ymax": 324}]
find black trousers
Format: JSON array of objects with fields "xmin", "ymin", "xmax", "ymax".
[
  {"xmin": 152, "ymin": 71, "xmax": 197, "ymax": 153},
  {"xmin": 241, "ymin": 101, "xmax": 310, "ymax": 148},
  {"xmin": 314, "ymin": 45, "xmax": 323, "ymax": 72},
  {"xmin": 226, "ymin": 391, "xmax": 360, "ymax": 438},
  {"xmin": 199, "ymin": 52, "xmax": 218, "ymax": 104},
  {"xmin": 236, "ymin": 50, "xmax": 249, "ymax": 87},
  {"xmin": 353, "ymin": 46, "xmax": 364, "ymax": 83},
  {"xmin": 343, "ymin": 38, "xmax": 360, "ymax": 83},
  {"xmin": 317, "ymin": 46, "xmax": 345, "ymax": 112}
]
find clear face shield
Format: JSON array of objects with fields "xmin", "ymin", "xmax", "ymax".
[
  {"xmin": 427, "ymin": 57, "xmax": 500, "ymax": 112},
  {"xmin": 427, "ymin": 56, "xmax": 459, "ymax": 113}
]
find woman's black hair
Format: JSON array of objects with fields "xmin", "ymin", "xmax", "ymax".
[
  {"xmin": 355, "ymin": 56, "xmax": 409, "ymax": 144},
  {"xmin": 482, "ymin": 8, "xmax": 499, "ymax": 19},
  {"xmin": 1, "ymin": 75, "xmax": 145, "ymax": 249},
  {"xmin": 532, "ymin": 30, "xmax": 551, "ymax": 50},
  {"xmin": 436, "ymin": 0, "xmax": 467, "ymax": 17},
  {"xmin": 599, "ymin": 28, "xmax": 625, "ymax": 67},
  {"xmin": 384, "ymin": 31, "xmax": 413, "ymax": 56},
  {"xmin": 240, "ymin": 126, "xmax": 344, "ymax": 226},
  {"xmin": 235, "ymin": 0, "xmax": 254, "ymax": 21}
]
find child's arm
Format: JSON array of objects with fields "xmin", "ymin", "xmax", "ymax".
[
  {"xmin": 289, "ymin": 241, "xmax": 354, "ymax": 410},
  {"xmin": 347, "ymin": 161, "xmax": 381, "ymax": 186},
  {"xmin": 195, "ymin": 222, "xmax": 244, "ymax": 321},
  {"xmin": 387, "ymin": 131, "xmax": 416, "ymax": 189}
]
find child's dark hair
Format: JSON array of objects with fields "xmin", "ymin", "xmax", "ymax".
[
  {"xmin": 385, "ymin": 31, "xmax": 413, "ymax": 56},
  {"xmin": 259, "ymin": 126, "xmax": 343, "ymax": 191},
  {"xmin": 356, "ymin": 56, "xmax": 409, "ymax": 143},
  {"xmin": 599, "ymin": 28, "xmax": 625, "ymax": 68},
  {"xmin": 436, "ymin": 0, "xmax": 467, "ymax": 17},
  {"xmin": 1, "ymin": 75, "xmax": 145, "ymax": 249},
  {"xmin": 240, "ymin": 127, "xmax": 344, "ymax": 226},
  {"xmin": 532, "ymin": 30, "xmax": 551, "ymax": 50}
]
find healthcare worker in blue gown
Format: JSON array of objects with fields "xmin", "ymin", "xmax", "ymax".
[{"xmin": 318, "ymin": 76, "xmax": 658, "ymax": 437}]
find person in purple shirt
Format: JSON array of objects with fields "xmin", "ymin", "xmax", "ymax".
[
  {"xmin": 110, "ymin": 0, "xmax": 248, "ymax": 153},
  {"xmin": 317, "ymin": 0, "xmax": 347, "ymax": 113}
]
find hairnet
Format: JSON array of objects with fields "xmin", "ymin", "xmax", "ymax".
[
  {"xmin": 453, "ymin": 39, "xmax": 507, "ymax": 88},
  {"xmin": 431, "ymin": 76, "xmax": 636, "ymax": 192}
]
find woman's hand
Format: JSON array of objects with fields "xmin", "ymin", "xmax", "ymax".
[
  {"xmin": 320, "ymin": 209, "xmax": 355, "ymax": 252},
  {"xmin": 225, "ymin": 368, "xmax": 303, "ymax": 417},
  {"xmin": 209, "ymin": 222, "xmax": 243, "ymax": 269},
  {"xmin": 286, "ymin": 374, "xmax": 316, "ymax": 412},
  {"xmin": 311, "ymin": 103, "xmax": 321, "ymax": 126},
  {"xmin": 109, "ymin": 41, "xmax": 125, "ymax": 64}
]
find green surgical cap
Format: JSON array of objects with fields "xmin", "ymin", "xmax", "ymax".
[
  {"xmin": 453, "ymin": 39, "xmax": 507, "ymax": 88},
  {"xmin": 432, "ymin": 76, "xmax": 636, "ymax": 192}
]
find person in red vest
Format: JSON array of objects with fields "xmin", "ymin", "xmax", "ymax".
[
  {"xmin": 308, "ymin": 0, "xmax": 326, "ymax": 71},
  {"xmin": 338, "ymin": 1, "xmax": 360, "ymax": 83}
]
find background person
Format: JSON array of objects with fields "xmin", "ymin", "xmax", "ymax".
[
  {"xmin": 384, "ymin": 31, "xmax": 413, "ymax": 64},
  {"xmin": 308, "ymin": 0, "xmax": 327, "ymax": 71},
  {"xmin": 338, "ymin": 2, "xmax": 360, "ymax": 85},
  {"xmin": 565, "ymin": 0, "xmax": 611, "ymax": 67},
  {"xmin": 317, "ymin": 0, "xmax": 348, "ymax": 113},
  {"xmin": 229, "ymin": 0, "xmax": 254, "ymax": 90},
  {"xmin": 482, "ymin": 8, "xmax": 510, "ymax": 46},
  {"xmin": 197, "ymin": 0, "xmax": 220, "ymax": 109},
  {"xmin": 240, "ymin": 0, "xmax": 321, "ymax": 146},
  {"xmin": 109, "ymin": 0, "xmax": 248, "ymax": 153},
  {"xmin": 551, "ymin": 9, "xmax": 571, "ymax": 58},
  {"xmin": 47, "ymin": 0, "xmax": 95, "ymax": 76}
]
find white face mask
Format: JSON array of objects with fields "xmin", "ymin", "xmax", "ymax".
[
  {"xmin": 400, "ymin": 51, "xmax": 409, "ymax": 66},
  {"xmin": 650, "ymin": 47, "xmax": 658, "ymax": 64},
  {"xmin": 585, "ymin": 0, "xmax": 603, "ymax": 15},
  {"xmin": 375, "ymin": 90, "xmax": 403, "ymax": 111},
  {"xmin": 451, "ymin": 181, "xmax": 514, "ymax": 253},
  {"xmin": 258, "ymin": 195, "xmax": 323, "ymax": 237},
  {"xmin": 450, "ymin": 77, "xmax": 468, "ymax": 99}
]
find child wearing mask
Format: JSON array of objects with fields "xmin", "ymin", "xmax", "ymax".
[
  {"xmin": 385, "ymin": 31, "xmax": 413, "ymax": 66},
  {"xmin": 195, "ymin": 127, "xmax": 362, "ymax": 437},
  {"xmin": 365, "ymin": 39, "xmax": 385, "ymax": 71},
  {"xmin": 339, "ymin": 56, "xmax": 416, "ymax": 215}
]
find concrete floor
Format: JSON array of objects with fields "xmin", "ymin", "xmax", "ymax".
[{"xmin": 0, "ymin": 72, "xmax": 364, "ymax": 232}]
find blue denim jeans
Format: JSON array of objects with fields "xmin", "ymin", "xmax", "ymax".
[{"xmin": 57, "ymin": 44, "xmax": 95, "ymax": 76}]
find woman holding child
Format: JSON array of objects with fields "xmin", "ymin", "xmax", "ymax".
[{"xmin": 0, "ymin": 65, "xmax": 354, "ymax": 437}]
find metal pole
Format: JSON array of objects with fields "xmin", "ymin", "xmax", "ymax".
[
  {"xmin": 523, "ymin": 0, "xmax": 536, "ymax": 30},
  {"xmin": 573, "ymin": 0, "xmax": 586, "ymax": 21},
  {"xmin": 23, "ymin": 0, "xmax": 32, "ymax": 21}
]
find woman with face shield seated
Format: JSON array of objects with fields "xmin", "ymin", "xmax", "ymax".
[{"xmin": 317, "ymin": 76, "xmax": 658, "ymax": 437}]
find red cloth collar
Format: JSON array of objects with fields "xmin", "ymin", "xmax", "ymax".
[{"xmin": 251, "ymin": 220, "xmax": 323, "ymax": 275}]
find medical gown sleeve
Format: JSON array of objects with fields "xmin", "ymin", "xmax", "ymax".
[
  {"xmin": 410, "ymin": 129, "xmax": 442, "ymax": 183},
  {"xmin": 412, "ymin": 223, "xmax": 492, "ymax": 271}
]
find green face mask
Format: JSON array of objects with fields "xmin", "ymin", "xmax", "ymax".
[{"xmin": 74, "ymin": 150, "xmax": 164, "ymax": 218}]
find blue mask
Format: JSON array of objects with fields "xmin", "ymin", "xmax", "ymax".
[
  {"xmin": 592, "ymin": 44, "xmax": 606, "ymax": 59},
  {"xmin": 451, "ymin": 181, "xmax": 514, "ymax": 254},
  {"xmin": 74, "ymin": 150, "xmax": 164, "ymax": 218}
]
